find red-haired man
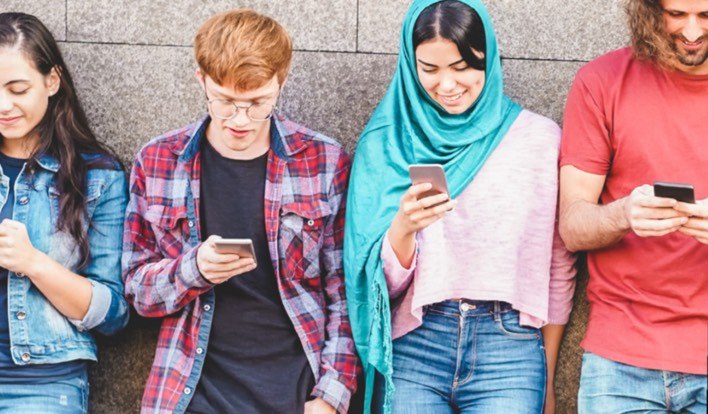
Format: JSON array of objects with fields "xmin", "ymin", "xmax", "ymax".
[{"xmin": 122, "ymin": 9, "xmax": 358, "ymax": 414}]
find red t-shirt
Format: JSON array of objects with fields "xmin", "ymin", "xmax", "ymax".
[{"xmin": 560, "ymin": 47, "xmax": 708, "ymax": 375}]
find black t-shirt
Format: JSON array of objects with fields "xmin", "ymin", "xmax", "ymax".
[{"xmin": 187, "ymin": 137, "xmax": 315, "ymax": 414}]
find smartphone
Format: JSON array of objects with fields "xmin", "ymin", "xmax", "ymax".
[
  {"xmin": 213, "ymin": 238, "xmax": 258, "ymax": 266},
  {"xmin": 408, "ymin": 164, "xmax": 449, "ymax": 200},
  {"xmin": 653, "ymin": 181, "xmax": 695, "ymax": 204}
]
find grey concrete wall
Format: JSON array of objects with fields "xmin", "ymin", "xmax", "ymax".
[{"xmin": 1, "ymin": 1, "xmax": 629, "ymax": 413}]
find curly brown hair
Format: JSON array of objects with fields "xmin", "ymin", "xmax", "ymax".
[{"xmin": 626, "ymin": 0, "xmax": 676, "ymax": 68}]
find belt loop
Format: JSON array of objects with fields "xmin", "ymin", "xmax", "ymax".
[{"xmin": 493, "ymin": 301, "xmax": 501, "ymax": 322}]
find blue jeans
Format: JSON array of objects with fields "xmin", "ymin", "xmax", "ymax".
[
  {"xmin": 578, "ymin": 352, "xmax": 707, "ymax": 414},
  {"xmin": 381, "ymin": 300, "xmax": 547, "ymax": 413},
  {"xmin": 0, "ymin": 371, "xmax": 88, "ymax": 413}
]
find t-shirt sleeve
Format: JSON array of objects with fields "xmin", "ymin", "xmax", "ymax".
[{"xmin": 560, "ymin": 68, "xmax": 613, "ymax": 175}]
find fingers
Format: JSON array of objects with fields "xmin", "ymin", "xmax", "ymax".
[
  {"xmin": 678, "ymin": 227, "xmax": 708, "ymax": 245},
  {"xmin": 632, "ymin": 216, "xmax": 687, "ymax": 237},
  {"xmin": 401, "ymin": 192, "xmax": 449, "ymax": 214},
  {"xmin": 408, "ymin": 199, "xmax": 456, "ymax": 222},
  {"xmin": 403, "ymin": 182, "xmax": 434, "ymax": 201},
  {"xmin": 674, "ymin": 200, "xmax": 708, "ymax": 218}
]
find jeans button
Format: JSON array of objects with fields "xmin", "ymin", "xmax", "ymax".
[{"xmin": 203, "ymin": 304, "xmax": 211, "ymax": 311}]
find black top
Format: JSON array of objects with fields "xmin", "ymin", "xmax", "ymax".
[{"xmin": 187, "ymin": 137, "xmax": 314, "ymax": 414}]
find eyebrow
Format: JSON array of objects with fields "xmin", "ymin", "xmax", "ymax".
[
  {"xmin": 417, "ymin": 58, "xmax": 466, "ymax": 68},
  {"xmin": 208, "ymin": 86, "xmax": 276, "ymax": 102},
  {"xmin": 3, "ymin": 79, "xmax": 31, "ymax": 87}
]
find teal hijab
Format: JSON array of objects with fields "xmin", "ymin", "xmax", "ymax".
[{"xmin": 344, "ymin": 0, "xmax": 522, "ymax": 411}]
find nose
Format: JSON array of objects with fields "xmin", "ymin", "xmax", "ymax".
[
  {"xmin": 0, "ymin": 93, "xmax": 13, "ymax": 113},
  {"xmin": 438, "ymin": 72, "xmax": 457, "ymax": 93},
  {"xmin": 682, "ymin": 15, "xmax": 704, "ymax": 42},
  {"xmin": 227, "ymin": 106, "xmax": 251, "ymax": 127}
]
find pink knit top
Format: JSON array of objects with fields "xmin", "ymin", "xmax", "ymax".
[{"xmin": 381, "ymin": 110, "xmax": 576, "ymax": 339}]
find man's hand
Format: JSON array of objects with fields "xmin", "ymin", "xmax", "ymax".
[
  {"xmin": 624, "ymin": 185, "xmax": 688, "ymax": 237},
  {"xmin": 674, "ymin": 198, "xmax": 708, "ymax": 244},
  {"xmin": 196, "ymin": 235, "xmax": 256, "ymax": 284},
  {"xmin": 304, "ymin": 398, "xmax": 336, "ymax": 414}
]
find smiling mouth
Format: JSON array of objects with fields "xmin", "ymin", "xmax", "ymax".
[
  {"xmin": 438, "ymin": 91, "xmax": 465, "ymax": 104},
  {"xmin": 0, "ymin": 116, "xmax": 21, "ymax": 124}
]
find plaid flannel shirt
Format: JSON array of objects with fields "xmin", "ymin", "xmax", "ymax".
[{"xmin": 122, "ymin": 114, "xmax": 358, "ymax": 413}]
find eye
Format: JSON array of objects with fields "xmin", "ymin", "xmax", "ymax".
[
  {"xmin": 10, "ymin": 89, "xmax": 29, "ymax": 95},
  {"xmin": 420, "ymin": 67, "xmax": 437, "ymax": 74},
  {"xmin": 667, "ymin": 11, "xmax": 685, "ymax": 18},
  {"xmin": 454, "ymin": 66, "xmax": 470, "ymax": 72}
]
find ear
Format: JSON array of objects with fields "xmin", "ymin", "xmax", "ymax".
[
  {"xmin": 195, "ymin": 67, "xmax": 206, "ymax": 89},
  {"xmin": 46, "ymin": 66, "xmax": 61, "ymax": 96}
]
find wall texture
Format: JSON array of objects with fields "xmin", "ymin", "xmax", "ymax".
[{"xmin": 1, "ymin": 1, "xmax": 629, "ymax": 413}]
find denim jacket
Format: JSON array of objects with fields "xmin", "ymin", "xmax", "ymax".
[{"xmin": 1, "ymin": 153, "xmax": 129, "ymax": 365}]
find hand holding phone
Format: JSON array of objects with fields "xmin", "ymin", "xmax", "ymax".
[
  {"xmin": 197, "ymin": 236, "xmax": 258, "ymax": 284},
  {"xmin": 212, "ymin": 238, "xmax": 258, "ymax": 265}
]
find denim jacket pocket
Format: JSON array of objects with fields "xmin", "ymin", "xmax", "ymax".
[
  {"xmin": 279, "ymin": 202, "xmax": 332, "ymax": 280},
  {"xmin": 48, "ymin": 179, "xmax": 104, "ymax": 224}
]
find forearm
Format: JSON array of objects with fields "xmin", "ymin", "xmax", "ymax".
[
  {"xmin": 559, "ymin": 197, "xmax": 630, "ymax": 252},
  {"xmin": 26, "ymin": 252, "xmax": 93, "ymax": 320},
  {"xmin": 387, "ymin": 218, "xmax": 417, "ymax": 269},
  {"xmin": 123, "ymin": 245, "xmax": 212, "ymax": 317},
  {"xmin": 541, "ymin": 324, "xmax": 566, "ymax": 384}
]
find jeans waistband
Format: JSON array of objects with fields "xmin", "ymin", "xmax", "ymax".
[{"xmin": 427, "ymin": 300, "xmax": 513, "ymax": 316}]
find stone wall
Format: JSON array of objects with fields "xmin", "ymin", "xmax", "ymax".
[{"xmin": 1, "ymin": 1, "xmax": 629, "ymax": 412}]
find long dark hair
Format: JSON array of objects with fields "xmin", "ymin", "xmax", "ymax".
[
  {"xmin": 0, "ymin": 12, "xmax": 122, "ymax": 270},
  {"xmin": 413, "ymin": 0, "xmax": 487, "ymax": 71}
]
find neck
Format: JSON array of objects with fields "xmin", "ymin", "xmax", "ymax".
[{"xmin": 0, "ymin": 133, "xmax": 38, "ymax": 159}]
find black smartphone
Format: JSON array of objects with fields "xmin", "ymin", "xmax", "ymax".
[{"xmin": 653, "ymin": 181, "xmax": 695, "ymax": 204}]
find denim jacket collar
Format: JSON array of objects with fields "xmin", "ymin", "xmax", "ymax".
[{"xmin": 36, "ymin": 153, "xmax": 60, "ymax": 173}]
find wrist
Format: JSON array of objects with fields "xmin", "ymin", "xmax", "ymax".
[
  {"xmin": 613, "ymin": 197, "xmax": 632, "ymax": 232},
  {"xmin": 24, "ymin": 248, "xmax": 49, "ymax": 279}
]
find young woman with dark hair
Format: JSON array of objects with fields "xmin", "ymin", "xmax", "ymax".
[
  {"xmin": 0, "ymin": 12, "xmax": 128, "ymax": 412},
  {"xmin": 345, "ymin": 1, "xmax": 576, "ymax": 413}
]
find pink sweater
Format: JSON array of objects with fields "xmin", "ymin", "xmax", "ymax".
[{"xmin": 382, "ymin": 110, "xmax": 576, "ymax": 339}]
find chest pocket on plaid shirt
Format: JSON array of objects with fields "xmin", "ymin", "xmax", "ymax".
[
  {"xmin": 279, "ymin": 202, "xmax": 331, "ymax": 279},
  {"xmin": 144, "ymin": 205, "xmax": 190, "ymax": 256}
]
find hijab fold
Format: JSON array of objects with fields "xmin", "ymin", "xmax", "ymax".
[{"xmin": 344, "ymin": 1, "xmax": 522, "ymax": 411}]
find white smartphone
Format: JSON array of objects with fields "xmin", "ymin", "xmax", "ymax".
[
  {"xmin": 213, "ymin": 238, "xmax": 257, "ymax": 266},
  {"xmin": 408, "ymin": 164, "xmax": 449, "ymax": 200}
]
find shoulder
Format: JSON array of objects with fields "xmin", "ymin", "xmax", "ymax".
[
  {"xmin": 576, "ymin": 47, "xmax": 635, "ymax": 83},
  {"xmin": 135, "ymin": 121, "xmax": 198, "ymax": 164},
  {"xmin": 507, "ymin": 110, "xmax": 561, "ymax": 146},
  {"xmin": 278, "ymin": 116, "xmax": 351, "ymax": 168}
]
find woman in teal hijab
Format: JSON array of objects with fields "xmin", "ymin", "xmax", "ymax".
[{"xmin": 345, "ymin": 0, "xmax": 575, "ymax": 413}]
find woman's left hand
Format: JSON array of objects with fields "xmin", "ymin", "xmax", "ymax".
[{"xmin": 0, "ymin": 219, "xmax": 41, "ymax": 275}]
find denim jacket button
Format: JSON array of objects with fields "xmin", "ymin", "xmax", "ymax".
[
  {"xmin": 307, "ymin": 219, "xmax": 315, "ymax": 226},
  {"xmin": 183, "ymin": 387, "xmax": 192, "ymax": 395},
  {"xmin": 16, "ymin": 311, "xmax": 26, "ymax": 320},
  {"xmin": 188, "ymin": 220, "xmax": 194, "ymax": 228},
  {"xmin": 21, "ymin": 353, "xmax": 30, "ymax": 362},
  {"xmin": 18, "ymin": 196, "xmax": 29, "ymax": 205},
  {"xmin": 196, "ymin": 347, "xmax": 204, "ymax": 355},
  {"xmin": 16, "ymin": 272, "xmax": 26, "ymax": 278},
  {"xmin": 203, "ymin": 304, "xmax": 211, "ymax": 311}
]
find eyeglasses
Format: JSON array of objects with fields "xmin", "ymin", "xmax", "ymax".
[{"xmin": 206, "ymin": 98, "xmax": 275, "ymax": 122}]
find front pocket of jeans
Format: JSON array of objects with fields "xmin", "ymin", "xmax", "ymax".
[{"xmin": 493, "ymin": 311, "xmax": 539, "ymax": 340}]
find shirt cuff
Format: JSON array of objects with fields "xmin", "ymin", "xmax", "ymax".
[
  {"xmin": 381, "ymin": 231, "xmax": 417, "ymax": 297},
  {"xmin": 181, "ymin": 244, "xmax": 213, "ymax": 289},
  {"xmin": 311, "ymin": 374, "xmax": 352, "ymax": 414},
  {"xmin": 69, "ymin": 279, "xmax": 111, "ymax": 331}
]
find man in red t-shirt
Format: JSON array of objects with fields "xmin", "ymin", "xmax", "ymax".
[{"xmin": 559, "ymin": 0, "xmax": 708, "ymax": 412}]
